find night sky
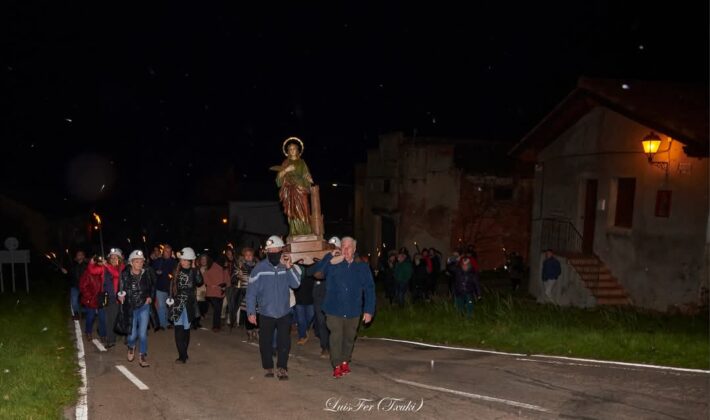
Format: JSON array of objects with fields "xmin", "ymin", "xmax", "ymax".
[{"xmin": 2, "ymin": 2, "xmax": 708, "ymax": 224}]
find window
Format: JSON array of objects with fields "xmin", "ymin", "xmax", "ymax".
[{"xmin": 614, "ymin": 178, "xmax": 636, "ymax": 228}]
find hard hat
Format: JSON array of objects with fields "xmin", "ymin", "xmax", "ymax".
[
  {"xmin": 265, "ymin": 235, "xmax": 285, "ymax": 249},
  {"xmin": 176, "ymin": 247, "xmax": 197, "ymax": 260},
  {"xmin": 128, "ymin": 250, "xmax": 145, "ymax": 261},
  {"xmin": 108, "ymin": 248, "xmax": 123, "ymax": 258}
]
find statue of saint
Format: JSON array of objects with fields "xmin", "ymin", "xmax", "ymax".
[{"xmin": 270, "ymin": 137, "xmax": 314, "ymax": 236}]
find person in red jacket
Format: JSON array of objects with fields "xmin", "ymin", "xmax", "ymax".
[{"xmin": 80, "ymin": 255, "xmax": 107, "ymax": 341}]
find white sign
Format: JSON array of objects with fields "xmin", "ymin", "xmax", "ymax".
[{"xmin": 0, "ymin": 249, "xmax": 30, "ymax": 293}]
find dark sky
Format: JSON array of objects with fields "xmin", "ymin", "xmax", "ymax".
[{"xmin": 2, "ymin": 2, "xmax": 708, "ymax": 218}]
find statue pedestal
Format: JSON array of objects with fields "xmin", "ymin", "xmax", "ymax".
[{"xmin": 285, "ymin": 235, "xmax": 332, "ymax": 265}]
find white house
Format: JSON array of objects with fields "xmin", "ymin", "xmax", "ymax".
[{"xmin": 510, "ymin": 78, "xmax": 708, "ymax": 312}]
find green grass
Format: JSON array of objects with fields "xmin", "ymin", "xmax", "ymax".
[
  {"xmin": 363, "ymin": 290, "xmax": 710, "ymax": 369},
  {"xmin": 0, "ymin": 268, "xmax": 80, "ymax": 419}
]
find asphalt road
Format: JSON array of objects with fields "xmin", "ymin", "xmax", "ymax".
[{"xmin": 75, "ymin": 320, "xmax": 709, "ymax": 419}]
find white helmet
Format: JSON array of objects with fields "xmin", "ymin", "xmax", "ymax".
[
  {"xmin": 107, "ymin": 248, "xmax": 123, "ymax": 258},
  {"xmin": 328, "ymin": 236, "xmax": 341, "ymax": 249},
  {"xmin": 265, "ymin": 235, "xmax": 285, "ymax": 249},
  {"xmin": 128, "ymin": 249, "xmax": 146, "ymax": 261},
  {"xmin": 176, "ymin": 247, "xmax": 197, "ymax": 260}
]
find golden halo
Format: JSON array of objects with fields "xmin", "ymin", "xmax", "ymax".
[{"xmin": 282, "ymin": 137, "xmax": 304, "ymax": 157}]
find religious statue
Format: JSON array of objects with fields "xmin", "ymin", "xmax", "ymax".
[{"xmin": 270, "ymin": 137, "xmax": 314, "ymax": 237}]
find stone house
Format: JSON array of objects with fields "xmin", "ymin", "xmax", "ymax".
[{"xmin": 354, "ymin": 132, "xmax": 532, "ymax": 270}]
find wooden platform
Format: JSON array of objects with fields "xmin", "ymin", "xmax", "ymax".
[{"xmin": 284, "ymin": 235, "xmax": 333, "ymax": 265}]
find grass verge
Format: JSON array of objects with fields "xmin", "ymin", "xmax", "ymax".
[
  {"xmin": 0, "ymin": 268, "xmax": 80, "ymax": 419},
  {"xmin": 363, "ymin": 291, "xmax": 709, "ymax": 370}
]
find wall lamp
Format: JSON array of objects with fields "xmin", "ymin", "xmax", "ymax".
[{"xmin": 641, "ymin": 131, "xmax": 670, "ymax": 170}]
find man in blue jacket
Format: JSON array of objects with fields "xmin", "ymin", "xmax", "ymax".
[
  {"xmin": 542, "ymin": 248, "xmax": 562, "ymax": 303},
  {"xmin": 321, "ymin": 236, "xmax": 375, "ymax": 379},
  {"xmin": 246, "ymin": 235, "xmax": 301, "ymax": 381}
]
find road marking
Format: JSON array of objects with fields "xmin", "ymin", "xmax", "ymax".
[
  {"xmin": 365, "ymin": 337, "xmax": 710, "ymax": 374},
  {"xmin": 389, "ymin": 377, "xmax": 550, "ymax": 413},
  {"xmin": 73, "ymin": 317, "xmax": 88, "ymax": 420},
  {"xmin": 92, "ymin": 339, "xmax": 107, "ymax": 352},
  {"xmin": 364, "ymin": 337, "xmax": 526, "ymax": 356},
  {"xmin": 532, "ymin": 354, "xmax": 709, "ymax": 374},
  {"xmin": 200, "ymin": 327, "xmax": 209, "ymax": 331},
  {"xmin": 115, "ymin": 365, "xmax": 150, "ymax": 390}
]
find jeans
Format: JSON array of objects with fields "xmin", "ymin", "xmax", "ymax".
[
  {"xmin": 543, "ymin": 279, "xmax": 556, "ymax": 303},
  {"xmin": 155, "ymin": 290, "xmax": 169, "ymax": 328},
  {"xmin": 85, "ymin": 308, "xmax": 106, "ymax": 338},
  {"xmin": 259, "ymin": 313, "xmax": 292, "ymax": 370},
  {"xmin": 312, "ymin": 283, "xmax": 329, "ymax": 349},
  {"xmin": 294, "ymin": 304, "xmax": 314, "ymax": 339},
  {"xmin": 128, "ymin": 304, "xmax": 150, "ymax": 355},
  {"xmin": 326, "ymin": 315, "xmax": 360, "ymax": 367},
  {"xmin": 454, "ymin": 294, "xmax": 475, "ymax": 318},
  {"xmin": 70, "ymin": 287, "xmax": 81, "ymax": 316}
]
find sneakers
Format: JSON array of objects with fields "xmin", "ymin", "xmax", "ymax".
[
  {"xmin": 296, "ymin": 337, "xmax": 307, "ymax": 345},
  {"xmin": 320, "ymin": 348, "xmax": 329, "ymax": 358},
  {"xmin": 277, "ymin": 368, "xmax": 289, "ymax": 381},
  {"xmin": 332, "ymin": 365, "xmax": 343, "ymax": 379},
  {"xmin": 341, "ymin": 362, "xmax": 351, "ymax": 375},
  {"xmin": 264, "ymin": 369, "xmax": 274, "ymax": 378},
  {"xmin": 139, "ymin": 354, "xmax": 150, "ymax": 367},
  {"xmin": 127, "ymin": 346, "xmax": 135, "ymax": 362}
]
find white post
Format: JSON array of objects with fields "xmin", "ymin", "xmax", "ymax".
[
  {"xmin": 24, "ymin": 262, "xmax": 29, "ymax": 293},
  {"xmin": 10, "ymin": 250, "xmax": 15, "ymax": 293}
]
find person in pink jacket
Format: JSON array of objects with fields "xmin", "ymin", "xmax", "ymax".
[{"xmin": 200, "ymin": 253, "xmax": 228, "ymax": 332}]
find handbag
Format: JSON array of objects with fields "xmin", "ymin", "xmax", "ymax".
[
  {"xmin": 114, "ymin": 302, "xmax": 132, "ymax": 336},
  {"xmin": 96, "ymin": 281, "xmax": 109, "ymax": 308}
]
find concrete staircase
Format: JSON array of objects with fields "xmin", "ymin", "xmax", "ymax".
[{"xmin": 566, "ymin": 254, "xmax": 631, "ymax": 306}]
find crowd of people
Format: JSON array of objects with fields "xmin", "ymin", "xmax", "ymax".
[
  {"xmin": 64, "ymin": 232, "xmax": 537, "ymax": 378},
  {"xmin": 64, "ymin": 234, "xmax": 376, "ymax": 379},
  {"xmin": 377, "ymin": 245, "xmax": 484, "ymax": 317}
]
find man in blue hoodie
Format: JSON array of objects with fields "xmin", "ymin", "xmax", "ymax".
[
  {"xmin": 321, "ymin": 236, "xmax": 376, "ymax": 378},
  {"xmin": 246, "ymin": 235, "xmax": 301, "ymax": 381}
]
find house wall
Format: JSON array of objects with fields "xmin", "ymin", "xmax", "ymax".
[
  {"xmin": 451, "ymin": 175, "xmax": 533, "ymax": 269},
  {"xmin": 529, "ymin": 106, "xmax": 709, "ymax": 310},
  {"xmin": 357, "ymin": 133, "xmax": 533, "ymax": 272},
  {"xmin": 396, "ymin": 143, "xmax": 460, "ymax": 260}
]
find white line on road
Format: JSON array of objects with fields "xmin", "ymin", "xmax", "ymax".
[
  {"xmin": 389, "ymin": 377, "xmax": 550, "ymax": 413},
  {"xmin": 364, "ymin": 337, "xmax": 526, "ymax": 356},
  {"xmin": 92, "ymin": 339, "xmax": 107, "ymax": 352},
  {"xmin": 532, "ymin": 354, "xmax": 709, "ymax": 374},
  {"xmin": 115, "ymin": 365, "xmax": 150, "ymax": 390},
  {"xmin": 73, "ymin": 318, "xmax": 89, "ymax": 420},
  {"xmin": 364, "ymin": 337, "xmax": 710, "ymax": 374}
]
